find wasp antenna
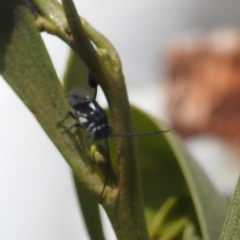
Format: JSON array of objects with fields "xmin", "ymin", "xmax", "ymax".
[{"xmin": 109, "ymin": 129, "xmax": 170, "ymax": 138}]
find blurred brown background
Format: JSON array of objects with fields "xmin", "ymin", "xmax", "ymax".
[{"xmin": 164, "ymin": 30, "xmax": 240, "ymax": 149}]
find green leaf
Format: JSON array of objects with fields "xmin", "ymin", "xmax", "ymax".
[
  {"xmin": 220, "ymin": 175, "xmax": 240, "ymax": 240},
  {"xmin": 129, "ymin": 107, "xmax": 228, "ymax": 240},
  {"xmin": 0, "ymin": 0, "xmax": 104, "ymax": 201}
]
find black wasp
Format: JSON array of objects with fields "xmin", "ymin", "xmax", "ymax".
[
  {"xmin": 61, "ymin": 72, "xmax": 114, "ymax": 201},
  {"xmin": 62, "ymin": 86, "xmax": 112, "ymax": 140},
  {"xmin": 61, "ymin": 72, "xmax": 169, "ymax": 201}
]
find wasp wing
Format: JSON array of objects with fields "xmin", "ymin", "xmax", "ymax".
[{"xmin": 67, "ymin": 87, "xmax": 92, "ymax": 107}]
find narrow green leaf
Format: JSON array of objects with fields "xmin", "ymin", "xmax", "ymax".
[
  {"xmin": 149, "ymin": 197, "xmax": 195, "ymax": 239},
  {"xmin": 220, "ymin": 175, "xmax": 240, "ymax": 240},
  {"xmin": 73, "ymin": 175, "xmax": 106, "ymax": 240}
]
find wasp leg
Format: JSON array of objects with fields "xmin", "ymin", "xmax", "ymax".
[
  {"xmin": 59, "ymin": 123, "xmax": 83, "ymax": 134},
  {"xmin": 68, "ymin": 123, "xmax": 83, "ymax": 130},
  {"xmin": 60, "ymin": 110, "xmax": 77, "ymax": 123},
  {"xmin": 57, "ymin": 110, "xmax": 78, "ymax": 130}
]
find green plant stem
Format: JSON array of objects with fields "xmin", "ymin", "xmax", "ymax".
[
  {"xmin": 80, "ymin": 17, "xmax": 122, "ymax": 74},
  {"xmin": 32, "ymin": 0, "xmax": 121, "ymax": 75}
]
